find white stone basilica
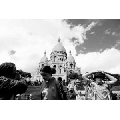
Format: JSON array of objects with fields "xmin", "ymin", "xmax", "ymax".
[{"xmin": 36, "ymin": 38, "xmax": 81, "ymax": 82}]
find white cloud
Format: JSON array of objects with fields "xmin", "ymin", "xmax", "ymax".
[
  {"xmin": 1, "ymin": 20, "xmax": 120, "ymax": 76},
  {"xmin": 83, "ymin": 22, "xmax": 97, "ymax": 39},
  {"xmin": 90, "ymin": 32, "xmax": 95, "ymax": 34},
  {"xmin": 75, "ymin": 48, "xmax": 120, "ymax": 74},
  {"xmin": 112, "ymin": 31, "xmax": 120, "ymax": 37},
  {"xmin": 85, "ymin": 22, "xmax": 97, "ymax": 32},
  {"xmin": 108, "ymin": 64, "xmax": 120, "ymax": 74},
  {"xmin": 112, "ymin": 32, "xmax": 116, "ymax": 36},
  {"xmin": 0, "ymin": 19, "xmax": 85, "ymax": 75},
  {"xmin": 105, "ymin": 29, "xmax": 111, "ymax": 34}
]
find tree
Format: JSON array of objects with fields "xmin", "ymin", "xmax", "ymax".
[
  {"xmin": 0, "ymin": 62, "xmax": 16, "ymax": 79},
  {"xmin": 68, "ymin": 72, "xmax": 78, "ymax": 79},
  {"xmin": 15, "ymin": 69, "xmax": 32, "ymax": 80}
]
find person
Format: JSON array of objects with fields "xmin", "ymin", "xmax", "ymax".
[
  {"xmin": 82, "ymin": 71, "xmax": 117, "ymax": 100},
  {"xmin": 74, "ymin": 79, "xmax": 85, "ymax": 100},
  {"xmin": 57, "ymin": 77, "xmax": 68, "ymax": 100},
  {"xmin": 67, "ymin": 81, "xmax": 76, "ymax": 99},
  {"xmin": 74, "ymin": 79, "xmax": 84, "ymax": 91},
  {"xmin": 67, "ymin": 82, "xmax": 74, "ymax": 92},
  {"xmin": 0, "ymin": 62, "xmax": 28, "ymax": 100},
  {"xmin": 40, "ymin": 66, "xmax": 65, "ymax": 100},
  {"xmin": 74, "ymin": 79, "xmax": 80, "ymax": 94},
  {"xmin": 62, "ymin": 79, "xmax": 66, "ymax": 86},
  {"xmin": 76, "ymin": 90, "xmax": 85, "ymax": 100}
]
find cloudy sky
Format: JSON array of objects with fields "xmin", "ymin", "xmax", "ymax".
[{"xmin": 0, "ymin": 19, "xmax": 120, "ymax": 75}]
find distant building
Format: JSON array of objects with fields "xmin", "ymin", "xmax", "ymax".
[{"xmin": 36, "ymin": 38, "xmax": 81, "ymax": 82}]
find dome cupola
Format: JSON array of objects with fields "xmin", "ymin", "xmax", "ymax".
[
  {"xmin": 67, "ymin": 50, "xmax": 75, "ymax": 63},
  {"xmin": 52, "ymin": 38, "xmax": 66, "ymax": 53},
  {"xmin": 40, "ymin": 51, "xmax": 48, "ymax": 63}
]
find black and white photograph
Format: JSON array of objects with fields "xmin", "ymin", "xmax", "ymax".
[
  {"xmin": 0, "ymin": 19, "xmax": 120, "ymax": 100},
  {"xmin": 0, "ymin": 1, "xmax": 120, "ymax": 120}
]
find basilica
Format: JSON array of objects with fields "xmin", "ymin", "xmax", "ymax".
[{"xmin": 36, "ymin": 38, "xmax": 81, "ymax": 82}]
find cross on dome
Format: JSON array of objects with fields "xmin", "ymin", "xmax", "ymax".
[
  {"xmin": 44, "ymin": 50, "xmax": 46, "ymax": 55},
  {"xmin": 40, "ymin": 50, "xmax": 48, "ymax": 62},
  {"xmin": 58, "ymin": 37, "xmax": 61, "ymax": 42}
]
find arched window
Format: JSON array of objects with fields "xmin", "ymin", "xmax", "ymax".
[
  {"xmin": 70, "ymin": 63, "xmax": 73, "ymax": 69},
  {"xmin": 59, "ymin": 65, "xmax": 62, "ymax": 74},
  {"xmin": 53, "ymin": 65, "xmax": 56, "ymax": 69},
  {"xmin": 54, "ymin": 56, "xmax": 56, "ymax": 62},
  {"xmin": 42, "ymin": 64, "xmax": 44, "ymax": 68}
]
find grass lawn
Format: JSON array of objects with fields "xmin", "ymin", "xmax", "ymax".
[{"xmin": 21, "ymin": 86, "xmax": 42, "ymax": 100}]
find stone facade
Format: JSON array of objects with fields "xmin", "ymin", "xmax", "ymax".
[{"xmin": 36, "ymin": 38, "xmax": 81, "ymax": 82}]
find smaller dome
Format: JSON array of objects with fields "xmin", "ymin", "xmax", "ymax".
[
  {"xmin": 67, "ymin": 51, "xmax": 75, "ymax": 63},
  {"xmin": 40, "ymin": 51, "xmax": 48, "ymax": 63}
]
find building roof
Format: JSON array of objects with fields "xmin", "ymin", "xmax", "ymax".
[
  {"xmin": 40, "ymin": 51, "xmax": 48, "ymax": 63},
  {"xmin": 67, "ymin": 51, "xmax": 75, "ymax": 63},
  {"xmin": 52, "ymin": 38, "xmax": 66, "ymax": 52}
]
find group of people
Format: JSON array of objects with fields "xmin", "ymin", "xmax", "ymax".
[
  {"xmin": 39, "ymin": 66, "xmax": 118, "ymax": 100},
  {"xmin": 0, "ymin": 62, "xmax": 118, "ymax": 100}
]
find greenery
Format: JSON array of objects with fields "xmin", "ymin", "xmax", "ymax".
[
  {"xmin": 21, "ymin": 86, "xmax": 42, "ymax": 100},
  {"xmin": 16, "ymin": 70, "xmax": 31, "ymax": 78},
  {"xmin": 67, "ymin": 72, "xmax": 78, "ymax": 79}
]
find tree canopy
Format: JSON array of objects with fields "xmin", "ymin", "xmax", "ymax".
[
  {"xmin": 67, "ymin": 72, "xmax": 78, "ymax": 79},
  {"xmin": 16, "ymin": 70, "xmax": 32, "ymax": 78}
]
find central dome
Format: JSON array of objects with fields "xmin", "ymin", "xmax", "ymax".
[{"xmin": 52, "ymin": 38, "xmax": 66, "ymax": 52}]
